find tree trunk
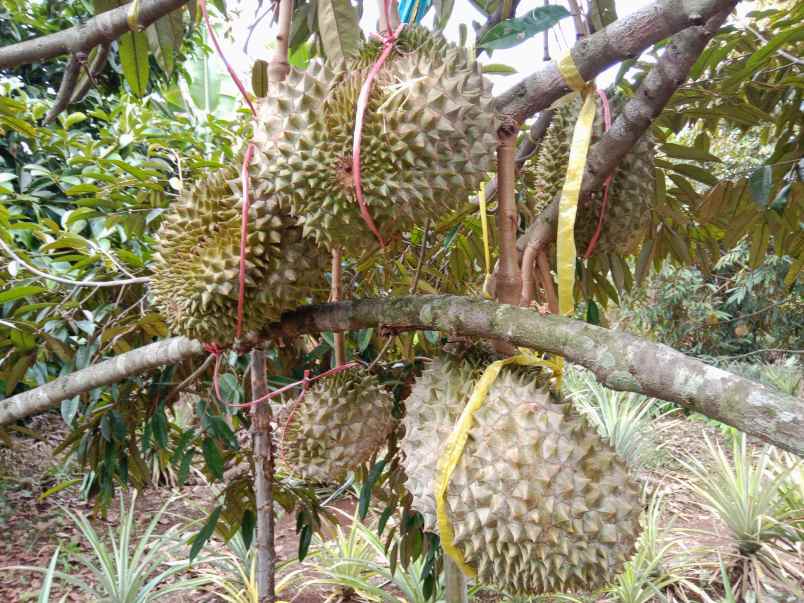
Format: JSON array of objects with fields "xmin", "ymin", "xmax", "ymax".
[
  {"xmin": 250, "ymin": 348, "xmax": 276, "ymax": 603},
  {"xmin": 444, "ymin": 557, "xmax": 469, "ymax": 603}
]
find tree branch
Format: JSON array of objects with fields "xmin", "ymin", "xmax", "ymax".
[
  {"xmin": 3, "ymin": 296, "xmax": 800, "ymax": 456},
  {"xmin": 0, "ymin": 336, "xmax": 202, "ymax": 425},
  {"xmin": 518, "ymin": 4, "xmax": 735, "ymax": 252},
  {"xmin": 494, "ymin": 0, "xmax": 739, "ymax": 125},
  {"xmin": 0, "ymin": 0, "xmax": 188, "ymax": 70}
]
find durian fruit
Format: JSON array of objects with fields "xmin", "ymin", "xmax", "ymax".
[
  {"xmin": 522, "ymin": 93, "xmax": 656, "ymax": 256},
  {"xmin": 280, "ymin": 371, "xmax": 396, "ymax": 482},
  {"xmin": 251, "ymin": 26, "xmax": 499, "ymax": 250},
  {"xmin": 401, "ymin": 356, "xmax": 642, "ymax": 595},
  {"xmin": 150, "ymin": 166, "xmax": 327, "ymax": 343}
]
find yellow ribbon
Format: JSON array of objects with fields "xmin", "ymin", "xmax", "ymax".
[
  {"xmin": 478, "ymin": 182, "xmax": 493, "ymax": 297},
  {"xmin": 434, "ymin": 351, "xmax": 563, "ymax": 576},
  {"xmin": 554, "ymin": 51, "xmax": 596, "ymax": 316}
]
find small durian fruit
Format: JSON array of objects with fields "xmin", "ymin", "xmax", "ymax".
[
  {"xmin": 522, "ymin": 93, "xmax": 656, "ymax": 256},
  {"xmin": 150, "ymin": 166, "xmax": 327, "ymax": 343},
  {"xmin": 401, "ymin": 356, "xmax": 642, "ymax": 595},
  {"xmin": 280, "ymin": 371, "xmax": 396, "ymax": 482},
  {"xmin": 251, "ymin": 25, "xmax": 499, "ymax": 250}
]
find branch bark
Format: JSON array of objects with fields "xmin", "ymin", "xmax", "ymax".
[
  {"xmin": 3, "ymin": 296, "xmax": 801, "ymax": 455},
  {"xmin": 494, "ymin": 0, "xmax": 738, "ymax": 125},
  {"xmin": 250, "ymin": 348, "xmax": 276, "ymax": 603},
  {"xmin": 0, "ymin": 0, "xmax": 188, "ymax": 69},
  {"xmin": 0, "ymin": 336, "xmax": 202, "ymax": 425},
  {"xmin": 494, "ymin": 130, "xmax": 521, "ymax": 306},
  {"xmin": 517, "ymin": 3, "xmax": 735, "ymax": 252}
]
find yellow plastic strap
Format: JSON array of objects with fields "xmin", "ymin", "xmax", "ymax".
[
  {"xmin": 435, "ymin": 352, "xmax": 564, "ymax": 576},
  {"xmin": 478, "ymin": 182, "xmax": 493, "ymax": 298},
  {"xmin": 555, "ymin": 51, "xmax": 596, "ymax": 316}
]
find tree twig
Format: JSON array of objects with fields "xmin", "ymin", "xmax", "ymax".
[
  {"xmin": 494, "ymin": 129, "xmax": 521, "ymax": 305},
  {"xmin": 330, "ymin": 248, "xmax": 346, "ymax": 367},
  {"xmin": 0, "ymin": 237, "xmax": 149, "ymax": 287},
  {"xmin": 69, "ymin": 43, "xmax": 110, "ymax": 104},
  {"xmin": 410, "ymin": 219, "xmax": 430, "ymax": 295}
]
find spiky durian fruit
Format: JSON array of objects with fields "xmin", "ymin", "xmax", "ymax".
[
  {"xmin": 150, "ymin": 166, "xmax": 327, "ymax": 343},
  {"xmin": 401, "ymin": 356, "xmax": 642, "ymax": 595},
  {"xmin": 522, "ymin": 94, "xmax": 656, "ymax": 256},
  {"xmin": 251, "ymin": 26, "xmax": 499, "ymax": 250},
  {"xmin": 280, "ymin": 372, "xmax": 396, "ymax": 482}
]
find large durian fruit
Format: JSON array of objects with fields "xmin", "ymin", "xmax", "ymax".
[
  {"xmin": 251, "ymin": 26, "xmax": 499, "ymax": 250},
  {"xmin": 401, "ymin": 354, "xmax": 642, "ymax": 595},
  {"xmin": 280, "ymin": 371, "xmax": 396, "ymax": 482},
  {"xmin": 150, "ymin": 166, "xmax": 327, "ymax": 343},
  {"xmin": 521, "ymin": 93, "xmax": 656, "ymax": 256}
]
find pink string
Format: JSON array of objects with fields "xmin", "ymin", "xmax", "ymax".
[
  {"xmin": 199, "ymin": 0, "xmax": 256, "ymax": 115},
  {"xmin": 352, "ymin": 18, "xmax": 404, "ymax": 248},
  {"xmin": 583, "ymin": 89, "xmax": 614, "ymax": 260},
  {"xmin": 230, "ymin": 360, "xmax": 360, "ymax": 410}
]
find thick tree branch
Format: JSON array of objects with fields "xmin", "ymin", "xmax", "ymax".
[
  {"xmin": 494, "ymin": 0, "xmax": 739, "ymax": 125},
  {"xmin": 518, "ymin": 4, "xmax": 734, "ymax": 252},
  {"xmin": 0, "ymin": 0, "xmax": 188, "ymax": 69},
  {"xmin": 3, "ymin": 296, "xmax": 800, "ymax": 456},
  {"xmin": 0, "ymin": 337, "xmax": 202, "ymax": 425}
]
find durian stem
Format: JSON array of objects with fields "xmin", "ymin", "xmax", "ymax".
[
  {"xmin": 494, "ymin": 130, "xmax": 522, "ymax": 307},
  {"xmin": 250, "ymin": 348, "xmax": 276, "ymax": 603},
  {"xmin": 331, "ymin": 248, "xmax": 347, "ymax": 367},
  {"xmin": 535, "ymin": 248, "xmax": 559, "ymax": 314},
  {"xmin": 444, "ymin": 557, "xmax": 469, "ymax": 603},
  {"xmin": 267, "ymin": 0, "xmax": 293, "ymax": 84}
]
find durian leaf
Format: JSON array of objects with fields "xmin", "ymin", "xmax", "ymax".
[
  {"xmin": 119, "ymin": 30, "xmax": 150, "ymax": 97},
  {"xmin": 251, "ymin": 59, "xmax": 268, "ymax": 98},
  {"xmin": 482, "ymin": 63, "xmax": 517, "ymax": 74},
  {"xmin": 145, "ymin": 8, "xmax": 184, "ymax": 75},
  {"xmin": 587, "ymin": 0, "xmax": 617, "ymax": 32},
  {"xmin": 202, "ymin": 437, "xmax": 224, "ymax": 480},
  {"xmin": 358, "ymin": 459, "xmax": 385, "ymax": 519},
  {"xmin": 190, "ymin": 505, "xmax": 221, "ymax": 562},
  {"xmin": 660, "ymin": 143, "xmax": 721, "ymax": 163},
  {"xmin": 316, "ymin": 0, "xmax": 361, "ymax": 62},
  {"xmin": 748, "ymin": 165, "xmax": 773, "ymax": 207},
  {"xmin": 477, "ymin": 6, "xmax": 571, "ymax": 51}
]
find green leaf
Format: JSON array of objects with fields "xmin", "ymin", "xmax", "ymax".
[
  {"xmin": 587, "ymin": 0, "xmax": 617, "ymax": 32},
  {"xmin": 744, "ymin": 25, "xmax": 804, "ymax": 72},
  {"xmin": 251, "ymin": 59, "xmax": 268, "ymax": 98},
  {"xmin": 0, "ymin": 285, "xmax": 47, "ymax": 303},
  {"xmin": 119, "ymin": 30, "xmax": 150, "ymax": 96},
  {"xmin": 288, "ymin": 42, "xmax": 311, "ymax": 70},
  {"xmin": 482, "ymin": 63, "xmax": 518, "ymax": 74},
  {"xmin": 316, "ymin": 0, "xmax": 361, "ymax": 62},
  {"xmin": 660, "ymin": 143, "xmax": 721, "ymax": 163},
  {"xmin": 64, "ymin": 112, "xmax": 87, "ymax": 128},
  {"xmin": 190, "ymin": 506, "xmax": 221, "ymax": 562},
  {"xmin": 61, "ymin": 396, "xmax": 80, "ymax": 426},
  {"xmin": 298, "ymin": 524, "xmax": 312, "ymax": 561},
  {"xmin": 202, "ymin": 437, "xmax": 224, "ymax": 480},
  {"xmin": 37, "ymin": 479, "xmax": 81, "ymax": 502},
  {"xmin": 358, "ymin": 459, "xmax": 385, "ymax": 519},
  {"xmin": 240, "ymin": 509, "xmax": 256, "ymax": 550},
  {"xmin": 748, "ymin": 166, "xmax": 773, "ymax": 206},
  {"xmin": 477, "ymin": 6, "xmax": 571, "ymax": 51},
  {"xmin": 355, "ymin": 328, "xmax": 373, "ymax": 354},
  {"xmin": 146, "ymin": 9, "xmax": 185, "ymax": 75},
  {"xmin": 585, "ymin": 300, "xmax": 600, "ymax": 325}
]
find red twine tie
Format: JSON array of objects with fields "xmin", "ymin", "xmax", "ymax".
[
  {"xmin": 352, "ymin": 17, "xmax": 404, "ymax": 249},
  {"xmin": 583, "ymin": 89, "xmax": 613, "ymax": 260}
]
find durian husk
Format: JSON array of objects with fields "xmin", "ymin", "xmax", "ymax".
[
  {"xmin": 280, "ymin": 371, "xmax": 396, "ymax": 482},
  {"xmin": 251, "ymin": 26, "xmax": 499, "ymax": 250},
  {"xmin": 521, "ymin": 93, "xmax": 656, "ymax": 256},
  {"xmin": 150, "ymin": 166, "xmax": 327, "ymax": 343},
  {"xmin": 401, "ymin": 356, "xmax": 642, "ymax": 595}
]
